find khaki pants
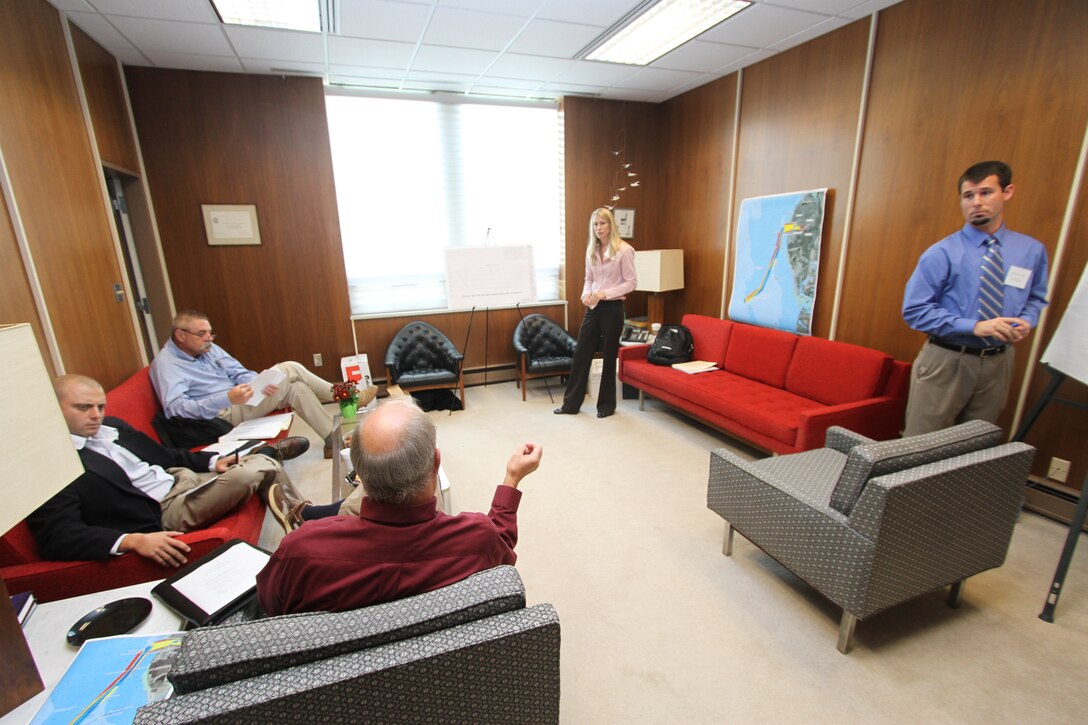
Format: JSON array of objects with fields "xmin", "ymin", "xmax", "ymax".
[
  {"xmin": 219, "ymin": 360, "xmax": 335, "ymax": 439},
  {"xmin": 903, "ymin": 340, "xmax": 1015, "ymax": 437},
  {"xmin": 160, "ymin": 454, "xmax": 287, "ymax": 532}
]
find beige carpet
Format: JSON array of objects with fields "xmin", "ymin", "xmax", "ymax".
[{"xmin": 269, "ymin": 380, "xmax": 1088, "ymax": 724}]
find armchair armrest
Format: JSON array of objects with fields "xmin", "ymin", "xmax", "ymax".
[
  {"xmin": 825, "ymin": 426, "xmax": 875, "ymax": 454},
  {"xmin": 169, "ymin": 565, "xmax": 527, "ymax": 693},
  {"xmin": 796, "ymin": 395, "xmax": 906, "ymax": 452}
]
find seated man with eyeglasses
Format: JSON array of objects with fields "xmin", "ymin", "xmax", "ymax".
[{"xmin": 150, "ymin": 309, "xmax": 355, "ymax": 456}]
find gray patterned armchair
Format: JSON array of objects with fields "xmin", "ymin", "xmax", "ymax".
[
  {"xmin": 512, "ymin": 314, "xmax": 576, "ymax": 401},
  {"xmin": 134, "ymin": 566, "xmax": 560, "ymax": 723},
  {"xmin": 707, "ymin": 420, "xmax": 1034, "ymax": 653}
]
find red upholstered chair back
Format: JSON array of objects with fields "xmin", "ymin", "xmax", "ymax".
[
  {"xmin": 0, "ymin": 521, "xmax": 43, "ymax": 565},
  {"xmin": 105, "ymin": 366, "xmax": 163, "ymax": 442}
]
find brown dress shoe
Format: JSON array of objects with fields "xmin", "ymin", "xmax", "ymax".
[
  {"xmin": 267, "ymin": 483, "xmax": 310, "ymax": 535},
  {"xmin": 265, "ymin": 436, "xmax": 310, "ymax": 461}
]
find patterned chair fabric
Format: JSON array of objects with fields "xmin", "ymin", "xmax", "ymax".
[
  {"xmin": 169, "ymin": 565, "xmax": 527, "ymax": 693},
  {"xmin": 707, "ymin": 422, "xmax": 1034, "ymax": 652},
  {"xmin": 384, "ymin": 321, "xmax": 466, "ymax": 409},
  {"xmin": 136, "ymin": 567, "xmax": 561, "ymax": 723},
  {"xmin": 512, "ymin": 314, "xmax": 576, "ymax": 401},
  {"xmin": 135, "ymin": 605, "xmax": 561, "ymax": 724}
]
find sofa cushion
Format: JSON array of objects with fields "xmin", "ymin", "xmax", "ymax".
[
  {"xmin": 829, "ymin": 420, "xmax": 1005, "ymax": 515},
  {"xmin": 723, "ymin": 323, "xmax": 798, "ymax": 388},
  {"xmin": 682, "ymin": 314, "xmax": 733, "ymax": 368},
  {"xmin": 168, "ymin": 565, "xmax": 527, "ymax": 694},
  {"xmin": 785, "ymin": 336, "xmax": 892, "ymax": 406}
]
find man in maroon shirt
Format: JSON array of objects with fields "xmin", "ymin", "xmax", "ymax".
[{"xmin": 256, "ymin": 398, "xmax": 543, "ymax": 615}]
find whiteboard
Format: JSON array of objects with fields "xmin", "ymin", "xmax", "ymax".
[
  {"xmin": 1041, "ymin": 261, "xmax": 1088, "ymax": 386},
  {"xmin": 445, "ymin": 245, "xmax": 537, "ymax": 309}
]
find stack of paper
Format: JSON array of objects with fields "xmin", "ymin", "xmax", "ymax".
[
  {"xmin": 672, "ymin": 360, "xmax": 718, "ymax": 374},
  {"xmin": 219, "ymin": 412, "xmax": 293, "ymax": 440}
]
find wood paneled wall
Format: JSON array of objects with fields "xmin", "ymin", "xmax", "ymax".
[
  {"xmin": 658, "ymin": 75, "xmax": 737, "ymax": 319},
  {"xmin": 561, "ymin": 98, "xmax": 659, "ymax": 329},
  {"xmin": 0, "ymin": 0, "xmax": 141, "ymax": 389},
  {"xmin": 124, "ymin": 69, "xmax": 354, "ymax": 375},
  {"xmin": 69, "ymin": 25, "xmax": 139, "ymax": 174},
  {"xmin": 732, "ymin": 19, "xmax": 870, "ymax": 338}
]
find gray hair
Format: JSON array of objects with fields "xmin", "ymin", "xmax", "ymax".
[{"xmin": 349, "ymin": 398, "xmax": 436, "ymax": 504}]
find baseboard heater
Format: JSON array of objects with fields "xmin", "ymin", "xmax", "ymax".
[{"xmin": 1025, "ymin": 476, "xmax": 1088, "ymax": 532}]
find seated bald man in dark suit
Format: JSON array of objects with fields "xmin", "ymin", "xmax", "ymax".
[{"xmin": 28, "ymin": 374, "xmax": 305, "ymax": 567}]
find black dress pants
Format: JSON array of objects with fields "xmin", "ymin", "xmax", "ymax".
[{"xmin": 560, "ymin": 300, "xmax": 625, "ymax": 414}]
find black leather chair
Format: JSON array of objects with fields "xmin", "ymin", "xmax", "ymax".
[
  {"xmin": 512, "ymin": 314, "xmax": 576, "ymax": 401},
  {"xmin": 385, "ymin": 321, "xmax": 466, "ymax": 409}
]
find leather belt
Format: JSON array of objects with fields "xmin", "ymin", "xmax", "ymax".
[{"xmin": 928, "ymin": 336, "xmax": 1006, "ymax": 356}]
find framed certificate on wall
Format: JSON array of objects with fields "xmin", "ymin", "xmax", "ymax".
[{"xmin": 202, "ymin": 204, "xmax": 262, "ymax": 246}]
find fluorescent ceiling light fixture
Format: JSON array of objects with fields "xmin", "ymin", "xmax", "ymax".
[
  {"xmin": 211, "ymin": 0, "xmax": 321, "ymax": 33},
  {"xmin": 582, "ymin": 0, "xmax": 751, "ymax": 66}
]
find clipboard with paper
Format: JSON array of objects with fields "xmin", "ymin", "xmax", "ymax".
[{"xmin": 151, "ymin": 539, "xmax": 271, "ymax": 626}]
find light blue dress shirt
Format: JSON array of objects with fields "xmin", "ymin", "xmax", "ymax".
[
  {"xmin": 150, "ymin": 338, "xmax": 257, "ymax": 419},
  {"xmin": 902, "ymin": 223, "xmax": 1049, "ymax": 347}
]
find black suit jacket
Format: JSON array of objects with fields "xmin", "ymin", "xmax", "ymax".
[{"xmin": 27, "ymin": 417, "xmax": 214, "ymax": 561}]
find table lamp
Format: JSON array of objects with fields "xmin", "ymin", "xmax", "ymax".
[
  {"xmin": 634, "ymin": 249, "xmax": 684, "ymax": 328},
  {"xmin": 0, "ymin": 324, "xmax": 84, "ymax": 716}
]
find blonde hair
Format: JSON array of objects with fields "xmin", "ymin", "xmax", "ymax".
[{"xmin": 585, "ymin": 208, "xmax": 622, "ymax": 268}]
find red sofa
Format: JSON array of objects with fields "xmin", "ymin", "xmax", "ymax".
[
  {"xmin": 618, "ymin": 314, "xmax": 910, "ymax": 454},
  {"xmin": 0, "ymin": 367, "xmax": 266, "ymax": 602}
]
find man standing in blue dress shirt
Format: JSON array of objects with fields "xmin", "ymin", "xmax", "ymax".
[{"xmin": 902, "ymin": 160, "xmax": 1049, "ymax": 436}]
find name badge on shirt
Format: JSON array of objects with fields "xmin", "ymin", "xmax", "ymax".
[{"xmin": 1004, "ymin": 266, "xmax": 1031, "ymax": 289}]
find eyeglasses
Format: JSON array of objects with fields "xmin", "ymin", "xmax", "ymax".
[{"xmin": 179, "ymin": 328, "xmax": 215, "ymax": 339}]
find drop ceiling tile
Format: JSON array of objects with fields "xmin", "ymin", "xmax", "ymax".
[
  {"xmin": 436, "ymin": 0, "xmax": 541, "ymax": 16},
  {"xmin": 423, "ymin": 6, "xmax": 528, "ymax": 51},
  {"xmin": 537, "ymin": 0, "xmax": 641, "ymax": 26},
  {"xmin": 110, "ymin": 16, "xmax": 233, "ymax": 56},
  {"xmin": 338, "ymin": 0, "xmax": 432, "ymax": 43},
  {"xmin": 327, "ymin": 74, "xmax": 403, "ymax": 90},
  {"xmin": 614, "ymin": 66, "xmax": 703, "ymax": 91},
  {"xmin": 652, "ymin": 40, "xmax": 759, "ymax": 73},
  {"xmin": 507, "ymin": 19, "xmax": 603, "ymax": 57},
  {"xmin": 411, "ymin": 45, "xmax": 499, "ymax": 74},
  {"xmin": 328, "ymin": 36, "xmax": 416, "ymax": 69},
  {"xmin": 66, "ymin": 11, "xmax": 143, "ymax": 57},
  {"xmin": 700, "ymin": 3, "xmax": 828, "ymax": 48},
  {"xmin": 241, "ymin": 59, "xmax": 327, "ymax": 76},
  {"xmin": 143, "ymin": 51, "xmax": 244, "ymax": 73},
  {"xmin": 224, "ymin": 26, "xmax": 325, "ymax": 62},
  {"xmin": 539, "ymin": 81, "xmax": 607, "ymax": 95},
  {"xmin": 485, "ymin": 53, "xmax": 574, "ymax": 81},
  {"xmin": 329, "ymin": 65, "xmax": 406, "ymax": 80},
  {"xmin": 552, "ymin": 59, "xmax": 640, "ymax": 86},
  {"xmin": 768, "ymin": 16, "xmax": 853, "ymax": 51},
  {"xmin": 86, "ymin": 0, "xmax": 218, "ymax": 23},
  {"xmin": 839, "ymin": 0, "xmax": 902, "ymax": 19},
  {"xmin": 764, "ymin": 0, "xmax": 861, "ymax": 14}
]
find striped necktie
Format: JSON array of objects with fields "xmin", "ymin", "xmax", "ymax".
[{"xmin": 978, "ymin": 236, "xmax": 1005, "ymax": 344}]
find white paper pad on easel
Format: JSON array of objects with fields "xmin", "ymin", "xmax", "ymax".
[
  {"xmin": 220, "ymin": 412, "xmax": 293, "ymax": 440},
  {"xmin": 245, "ymin": 367, "xmax": 286, "ymax": 406}
]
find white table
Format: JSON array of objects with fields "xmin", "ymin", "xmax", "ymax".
[{"xmin": 1, "ymin": 580, "xmax": 184, "ymax": 724}]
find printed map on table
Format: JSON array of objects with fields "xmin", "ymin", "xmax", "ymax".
[
  {"xmin": 728, "ymin": 189, "xmax": 826, "ymax": 335},
  {"xmin": 31, "ymin": 633, "xmax": 183, "ymax": 724}
]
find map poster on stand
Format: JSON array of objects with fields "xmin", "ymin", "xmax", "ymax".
[{"xmin": 728, "ymin": 189, "xmax": 827, "ymax": 335}]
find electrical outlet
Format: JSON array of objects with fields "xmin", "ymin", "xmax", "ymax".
[
  {"xmin": 313, "ymin": 353, "xmax": 323, "ymax": 367},
  {"xmin": 1047, "ymin": 457, "xmax": 1070, "ymax": 483}
]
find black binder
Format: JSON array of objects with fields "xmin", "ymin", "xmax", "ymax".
[{"xmin": 151, "ymin": 539, "xmax": 270, "ymax": 627}]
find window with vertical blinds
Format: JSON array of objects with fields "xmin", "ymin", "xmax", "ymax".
[{"xmin": 325, "ymin": 92, "xmax": 564, "ymax": 315}]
